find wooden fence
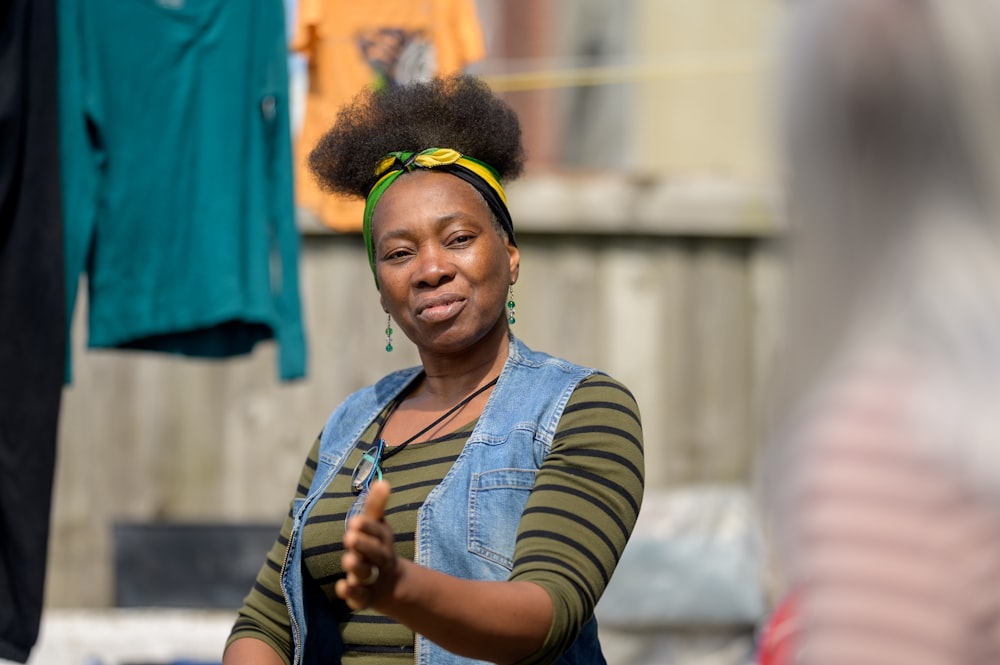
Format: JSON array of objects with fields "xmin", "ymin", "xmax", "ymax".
[{"xmin": 49, "ymin": 175, "xmax": 785, "ymax": 607}]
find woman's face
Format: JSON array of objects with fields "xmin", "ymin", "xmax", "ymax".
[{"xmin": 371, "ymin": 170, "xmax": 519, "ymax": 355}]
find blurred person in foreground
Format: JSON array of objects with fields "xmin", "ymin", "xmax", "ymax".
[
  {"xmin": 222, "ymin": 75, "xmax": 645, "ymax": 665},
  {"xmin": 761, "ymin": 0, "xmax": 1000, "ymax": 663}
]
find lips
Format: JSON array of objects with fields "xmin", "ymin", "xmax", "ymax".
[{"xmin": 416, "ymin": 294, "xmax": 466, "ymax": 322}]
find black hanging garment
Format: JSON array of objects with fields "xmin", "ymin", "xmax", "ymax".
[{"xmin": 0, "ymin": 0, "xmax": 66, "ymax": 661}]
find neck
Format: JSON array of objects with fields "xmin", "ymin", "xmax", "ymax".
[{"xmin": 415, "ymin": 324, "xmax": 510, "ymax": 403}]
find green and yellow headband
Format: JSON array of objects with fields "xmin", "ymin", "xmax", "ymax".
[{"xmin": 362, "ymin": 147, "xmax": 516, "ymax": 287}]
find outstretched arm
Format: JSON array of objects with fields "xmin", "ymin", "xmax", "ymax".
[{"xmin": 336, "ymin": 480, "xmax": 554, "ymax": 665}]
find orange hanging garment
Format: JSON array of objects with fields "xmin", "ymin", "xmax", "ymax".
[{"xmin": 291, "ymin": 0, "xmax": 486, "ymax": 232}]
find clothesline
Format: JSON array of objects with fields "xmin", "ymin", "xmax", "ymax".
[{"xmin": 479, "ymin": 54, "xmax": 767, "ymax": 92}]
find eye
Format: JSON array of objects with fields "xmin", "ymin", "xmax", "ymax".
[
  {"xmin": 380, "ymin": 244, "xmax": 414, "ymax": 261},
  {"xmin": 448, "ymin": 232, "xmax": 476, "ymax": 246}
]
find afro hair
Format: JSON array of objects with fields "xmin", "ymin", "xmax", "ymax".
[{"xmin": 308, "ymin": 75, "xmax": 525, "ymax": 199}]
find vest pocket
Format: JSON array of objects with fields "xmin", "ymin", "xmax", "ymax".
[{"xmin": 468, "ymin": 468, "xmax": 537, "ymax": 570}]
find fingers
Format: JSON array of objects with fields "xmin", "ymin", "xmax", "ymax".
[
  {"xmin": 338, "ymin": 480, "xmax": 394, "ymax": 610},
  {"xmin": 345, "ymin": 480, "xmax": 390, "ymax": 532},
  {"xmin": 363, "ymin": 479, "xmax": 390, "ymax": 521},
  {"xmin": 335, "ymin": 573, "xmax": 373, "ymax": 611},
  {"xmin": 338, "ymin": 548, "xmax": 393, "ymax": 610},
  {"xmin": 341, "ymin": 550, "xmax": 380, "ymax": 587},
  {"xmin": 345, "ymin": 481, "xmax": 392, "ymax": 555}
]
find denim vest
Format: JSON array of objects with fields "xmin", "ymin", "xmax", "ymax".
[{"xmin": 280, "ymin": 335, "xmax": 608, "ymax": 665}]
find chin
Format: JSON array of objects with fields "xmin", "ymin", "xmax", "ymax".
[{"xmin": 418, "ymin": 327, "xmax": 496, "ymax": 355}]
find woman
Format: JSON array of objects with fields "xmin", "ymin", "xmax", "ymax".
[
  {"xmin": 223, "ymin": 75, "xmax": 645, "ymax": 665},
  {"xmin": 763, "ymin": 1, "xmax": 1000, "ymax": 663}
]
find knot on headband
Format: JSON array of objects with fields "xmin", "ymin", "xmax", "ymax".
[
  {"xmin": 362, "ymin": 148, "xmax": 515, "ymax": 287},
  {"xmin": 374, "ymin": 148, "xmax": 467, "ymax": 175}
]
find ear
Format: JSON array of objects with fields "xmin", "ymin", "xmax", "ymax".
[
  {"xmin": 379, "ymin": 292, "xmax": 388, "ymax": 314},
  {"xmin": 507, "ymin": 242, "xmax": 520, "ymax": 285}
]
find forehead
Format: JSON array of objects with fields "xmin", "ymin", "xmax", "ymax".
[{"xmin": 371, "ymin": 170, "xmax": 494, "ymax": 237}]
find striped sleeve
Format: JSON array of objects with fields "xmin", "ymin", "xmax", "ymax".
[
  {"xmin": 787, "ymin": 369, "xmax": 1000, "ymax": 665},
  {"xmin": 510, "ymin": 374, "xmax": 645, "ymax": 664},
  {"xmin": 226, "ymin": 435, "xmax": 322, "ymax": 663}
]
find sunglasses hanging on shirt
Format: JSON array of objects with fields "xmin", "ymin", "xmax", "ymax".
[{"xmin": 346, "ymin": 376, "xmax": 500, "ymax": 525}]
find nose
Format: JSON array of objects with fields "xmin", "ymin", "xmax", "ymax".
[{"xmin": 411, "ymin": 243, "xmax": 455, "ymax": 288}]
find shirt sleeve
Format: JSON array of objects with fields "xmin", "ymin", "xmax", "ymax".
[
  {"xmin": 509, "ymin": 374, "xmax": 645, "ymax": 665},
  {"xmin": 786, "ymin": 373, "xmax": 1000, "ymax": 665},
  {"xmin": 226, "ymin": 436, "xmax": 321, "ymax": 663}
]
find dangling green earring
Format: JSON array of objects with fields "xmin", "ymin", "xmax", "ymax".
[
  {"xmin": 507, "ymin": 285, "xmax": 516, "ymax": 325},
  {"xmin": 384, "ymin": 313, "xmax": 394, "ymax": 352}
]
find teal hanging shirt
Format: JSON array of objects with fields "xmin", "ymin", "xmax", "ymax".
[{"xmin": 59, "ymin": 0, "xmax": 307, "ymax": 381}]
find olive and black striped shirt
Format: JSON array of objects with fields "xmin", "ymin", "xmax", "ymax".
[{"xmin": 229, "ymin": 374, "xmax": 644, "ymax": 665}]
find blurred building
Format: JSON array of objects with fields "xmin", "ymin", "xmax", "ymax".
[{"xmin": 476, "ymin": 0, "xmax": 777, "ymax": 182}]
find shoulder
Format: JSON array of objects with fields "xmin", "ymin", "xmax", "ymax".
[
  {"xmin": 791, "ymin": 351, "xmax": 917, "ymax": 467},
  {"xmin": 507, "ymin": 335, "xmax": 639, "ymax": 410},
  {"xmin": 320, "ymin": 365, "xmax": 422, "ymax": 447},
  {"xmin": 769, "ymin": 350, "xmax": 929, "ymax": 531},
  {"xmin": 571, "ymin": 373, "xmax": 636, "ymax": 401},
  {"xmin": 507, "ymin": 335, "xmax": 595, "ymax": 374},
  {"xmin": 564, "ymin": 373, "xmax": 642, "ymax": 428},
  {"xmin": 334, "ymin": 365, "xmax": 423, "ymax": 412}
]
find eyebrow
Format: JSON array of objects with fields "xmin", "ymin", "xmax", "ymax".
[{"xmin": 377, "ymin": 213, "xmax": 476, "ymax": 243}]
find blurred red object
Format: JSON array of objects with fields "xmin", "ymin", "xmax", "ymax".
[{"xmin": 757, "ymin": 592, "xmax": 799, "ymax": 665}]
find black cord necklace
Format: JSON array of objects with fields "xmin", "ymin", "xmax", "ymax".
[{"xmin": 373, "ymin": 375, "xmax": 499, "ymax": 468}]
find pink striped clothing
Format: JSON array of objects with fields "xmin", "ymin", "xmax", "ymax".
[{"xmin": 781, "ymin": 355, "xmax": 1000, "ymax": 665}]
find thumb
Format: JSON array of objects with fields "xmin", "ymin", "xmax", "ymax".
[{"xmin": 364, "ymin": 480, "xmax": 391, "ymax": 521}]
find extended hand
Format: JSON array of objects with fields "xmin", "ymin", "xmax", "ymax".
[{"xmin": 336, "ymin": 480, "xmax": 399, "ymax": 610}]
